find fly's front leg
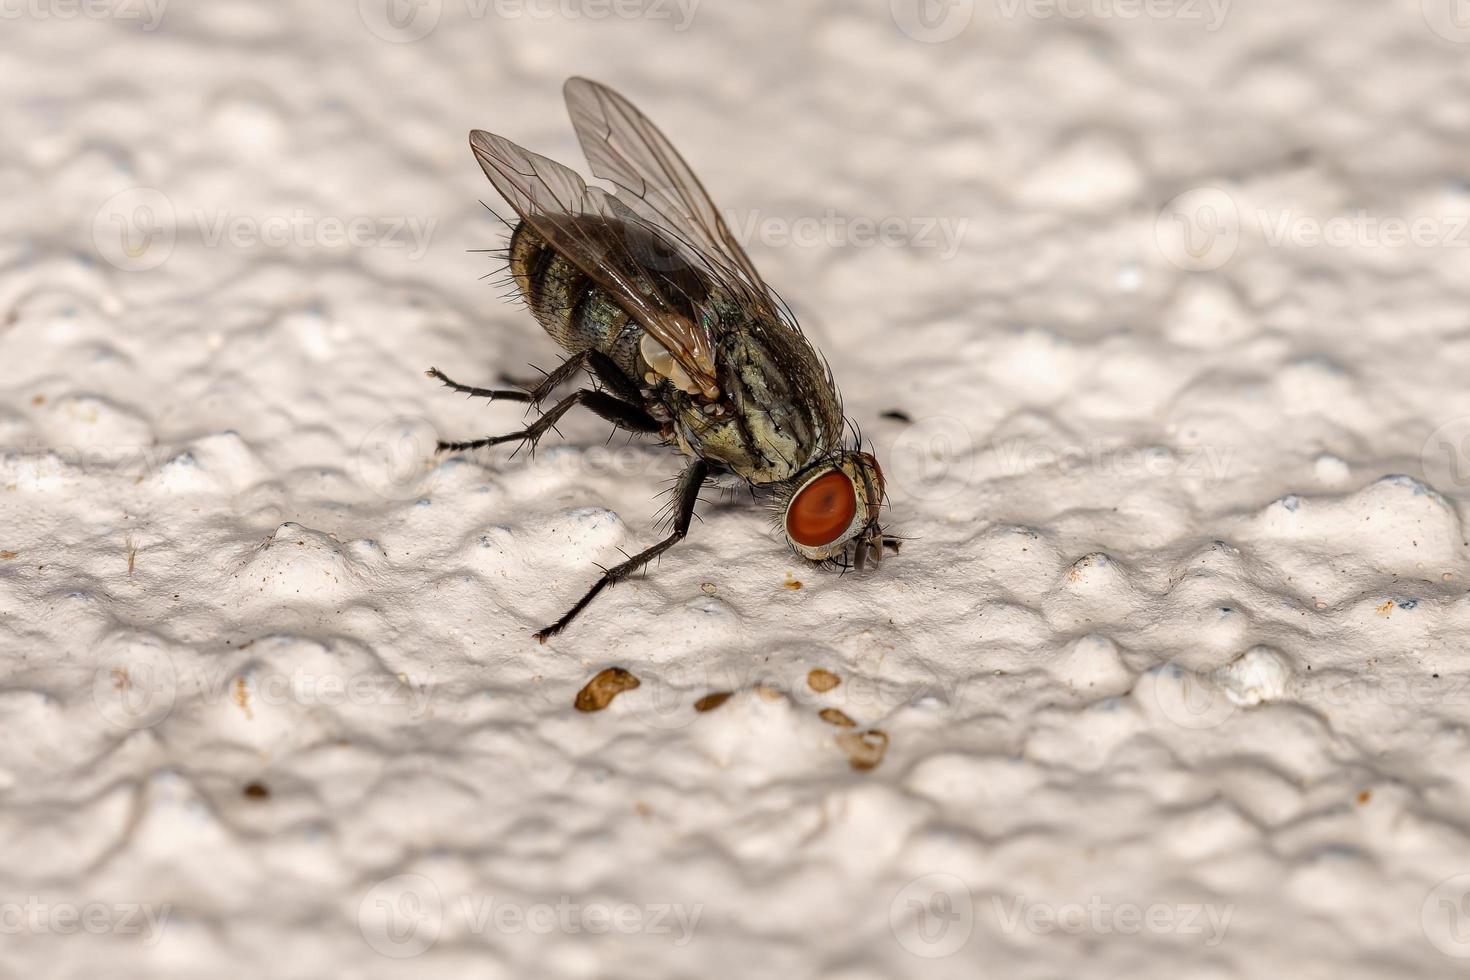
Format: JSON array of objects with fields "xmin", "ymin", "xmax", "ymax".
[
  {"xmin": 436, "ymin": 388, "xmax": 659, "ymax": 454},
  {"xmin": 534, "ymin": 459, "xmax": 710, "ymax": 643}
]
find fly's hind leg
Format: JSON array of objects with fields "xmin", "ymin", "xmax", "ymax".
[
  {"xmin": 534, "ymin": 459, "xmax": 710, "ymax": 643},
  {"xmin": 436, "ymin": 388, "xmax": 659, "ymax": 455},
  {"xmin": 429, "ymin": 347, "xmax": 643, "ymax": 410},
  {"xmin": 426, "ymin": 349, "xmax": 594, "ymax": 406},
  {"xmin": 583, "ymin": 349, "xmax": 644, "ymax": 405}
]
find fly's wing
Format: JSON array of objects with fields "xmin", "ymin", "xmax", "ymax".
[
  {"xmin": 563, "ymin": 76, "xmax": 784, "ymax": 323},
  {"xmin": 468, "ymin": 128, "xmax": 719, "ymax": 397}
]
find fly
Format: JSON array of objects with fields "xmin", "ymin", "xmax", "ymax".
[{"xmin": 430, "ymin": 77, "xmax": 896, "ymax": 641}]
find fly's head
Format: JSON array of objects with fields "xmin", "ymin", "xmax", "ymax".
[{"xmin": 779, "ymin": 451, "xmax": 888, "ymax": 570}]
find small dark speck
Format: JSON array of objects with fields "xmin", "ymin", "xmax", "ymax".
[
  {"xmin": 881, "ymin": 410, "xmax": 912, "ymax": 423},
  {"xmin": 243, "ymin": 782, "xmax": 270, "ymax": 800}
]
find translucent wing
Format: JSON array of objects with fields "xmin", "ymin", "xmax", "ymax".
[
  {"xmin": 563, "ymin": 76, "xmax": 782, "ymax": 321},
  {"xmin": 468, "ymin": 128, "xmax": 719, "ymax": 397}
]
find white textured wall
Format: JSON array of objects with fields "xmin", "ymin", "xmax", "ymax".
[{"xmin": 6, "ymin": 0, "xmax": 1470, "ymax": 976}]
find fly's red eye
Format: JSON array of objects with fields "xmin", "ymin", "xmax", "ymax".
[{"xmin": 786, "ymin": 470, "xmax": 857, "ymax": 547}]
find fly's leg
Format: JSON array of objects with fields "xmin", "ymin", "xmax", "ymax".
[
  {"xmin": 584, "ymin": 349, "xmax": 644, "ymax": 405},
  {"xmin": 426, "ymin": 349, "xmax": 593, "ymax": 406},
  {"xmin": 534, "ymin": 459, "xmax": 710, "ymax": 643},
  {"xmin": 435, "ymin": 388, "xmax": 659, "ymax": 454}
]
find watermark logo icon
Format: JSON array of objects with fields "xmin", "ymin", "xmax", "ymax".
[
  {"xmin": 359, "ymin": 0, "xmax": 442, "ymax": 41},
  {"xmin": 359, "ymin": 874, "xmax": 443, "ymax": 958},
  {"xmin": 93, "ymin": 187, "xmax": 176, "ymax": 272},
  {"xmin": 1154, "ymin": 187, "xmax": 1240, "ymax": 271},
  {"xmin": 1424, "ymin": 0, "xmax": 1470, "ymax": 42},
  {"xmin": 1424, "ymin": 874, "xmax": 1470, "ymax": 957},
  {"xmin": 92, "ymin": 640, "xmax": 178, "ymax": 731},
  {"xmin": 890, "ymin": 0, "xmax": 974, "ymax": 42},
  {"xmin": 1150, "ymin": 662, "xmax": 1237, "ymax": 731},
  {"xmin": 886, "ymin": 415, "xmax": 975, "ymax": 503},
  {"xmin": 890, "ymin": 873, "xmax": 974, "ymax": 958},
  {"xmin": 624, "ymin": 660, "xmax": 708, "ymax": 731},
  {"xmin": 357, "ymin": 416, "xmax": 442, "ymax": 501},
  {"xmin": 1421, "ymin": 418, "xmax": 1470, "ymax": 500}
]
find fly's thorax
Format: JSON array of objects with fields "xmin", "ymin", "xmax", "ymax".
[{"xmin": 667, "ymin": 314, "xmax": 843, "ymax": 485}]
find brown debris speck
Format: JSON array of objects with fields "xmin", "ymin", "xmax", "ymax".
[
  {"xmin": 837, "ymin": 730, "xmax": 889, "ymax": 771},
  {"xmin": 243, "ymin": 782, "xmax": 270, "ymax": 800},
  {"xmin": 807, "ymin": 668, "xmax": 840, "ymax": 693},
  {"xmin": 233, "ymin": 677, "xmax": 253, "ymax": 720},
  {"xmin": 694, "ymin": 691, "xmax": 732, "ymax": 712},
  {"xmin": 575, "ymin": 667, "xmax": 640, "ymax": 712},
  {"xmin": 819, "ymin": 707, "xmax": 857, "ymax": 728}
]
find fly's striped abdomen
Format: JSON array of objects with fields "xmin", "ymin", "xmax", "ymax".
[{"xmin": 508, "ymin": 221, "xmax": 642, "ymax": 378}]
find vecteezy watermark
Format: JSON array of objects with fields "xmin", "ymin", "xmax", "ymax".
[
  {"xmin": 991, "ymin": 439, "xmax": 1236, "ymax": 485},
  {"xmin": 890, "ymin": 0, "xmax": 975, "ymax": 42},
  {"xmin": 623, "ymin": 654, "xmax": 967, "ymax": 732},
  {"xmin": 993, "ymin": 0, "xmax": 1230, "ymax": 30},
  {"xmin": 890, "ymin": 876, "xmax": 1233, "ymax": 957},
  {"xmin": 1423, "ymin": 0, "xmax": 1470, "ymax": 43},
  {"xmin": 725, "ymin": 210, "xmax": 970, "ymax": 262},
  {"xmin": 357, "ymin": 875, "xmax": 702, "ymax": 957},
  {"xmin": 1422, "ymin": 417, "xmax": 1470, "ymax": 500},
  {"xmin": 0, "ymin": 898, "xmax": 172, "ymax": 945},
  {"xmin": 1257, "ymin": 211, "xmax": 1470, "ymax": 251},
  {"xmin": 5, "ymin": 438, "xmax": 189, "ymax": 485},
  {"xmin": 194, "ymin": 210, "xmax": 436, "ymax": 260},
  {"xmin": 992, "ymin": 895, "xmax": 1234, "ymax": 947},
  {"xmin": 92, "ymin": 188, "xmax": 437, "ymax": 272},
  {"xmin": 1424, "ymin": 874, "xmax": 1470, "ymax": 958},
  {"xmin": 92, "ymin": 646, "xmax": 432, "ymax": 732},
  {"xmin": 222, "ymin": 668, "xmax": 433, "ymax": 720},
  {"xmin": 0, "ymin": 0, "xmax": 167, "ymax": 29},
  {"xmin": 475, "ymin": 0, "xmax": 699, "ymax": 29},
  {"xmin": 1150, "ymin": 653, "xmax": 1470, "ymax": 733},
  {"xmin": 1154, "ymin": 186, "xmax": 1470, "ymax": 271},
  {"xmin": 358, "ymin": 0, "xmax": 699, "ymax": 42},
  {"xmin": 890, "ymin": 874, "xmax": 975, "ymax": 958}
]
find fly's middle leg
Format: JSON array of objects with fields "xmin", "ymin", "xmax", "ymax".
[
  {"xmin": 534, "ymin": 459, "xmax": 710, "ymax": 642},
  {"xmin": 435, "ymin": 387, "xmax": 659, "ymax": 455}
]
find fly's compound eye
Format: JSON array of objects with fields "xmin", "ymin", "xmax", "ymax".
[{"xmin": 785, "ymin": 470, "xmax": 858, "ymax": 548}]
